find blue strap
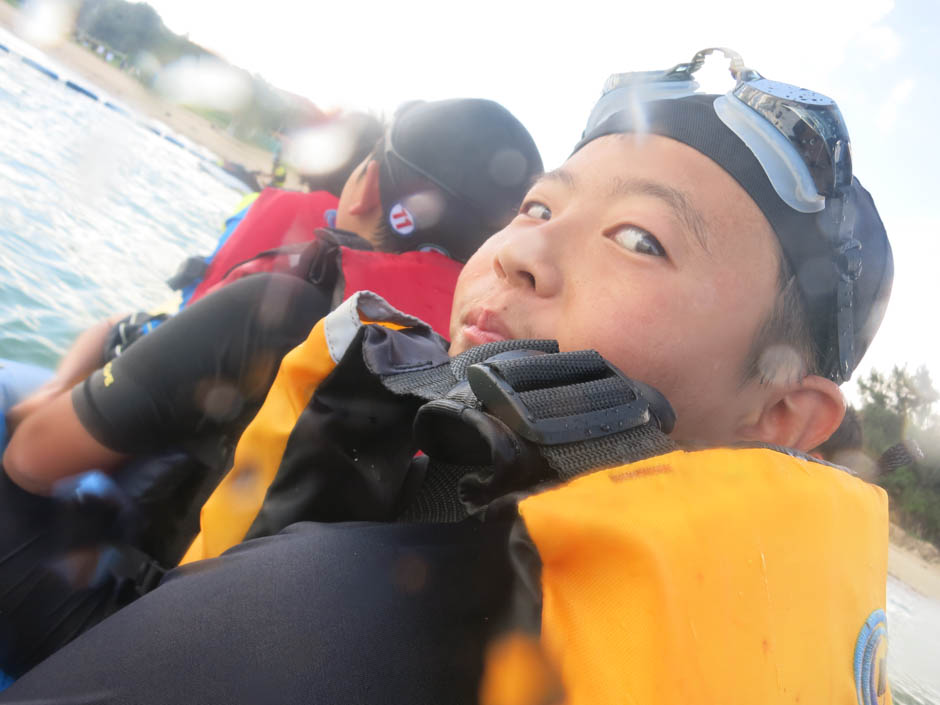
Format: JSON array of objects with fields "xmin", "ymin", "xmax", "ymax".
[{"xmin": 0, "ymin": 669, "xmax": 15, "ymax": 692}]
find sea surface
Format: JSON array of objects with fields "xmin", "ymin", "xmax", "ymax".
[
  {"xmin": 1, "ymin": 26, "xmax": 939, "ymax": 703},
  {"xmin": 0, "ymin": 27, "xmax": 229, "ymax": 367}
]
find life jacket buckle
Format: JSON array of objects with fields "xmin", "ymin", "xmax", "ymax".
[
  {"xmin": 467, "ymin": 352, "xmax": 661, "ymax": 446},
  {"xmin": 109, "ymin": 544, "xmax": 168, "ymax": 596},
  {"xmin": 134, "ymin": 558, "xmax": 167, "ymax": 595}
]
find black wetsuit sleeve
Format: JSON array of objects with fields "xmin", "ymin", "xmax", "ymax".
[{"xmin": 72, "ymin": 274, "xmax": 331, "ymax": 455}]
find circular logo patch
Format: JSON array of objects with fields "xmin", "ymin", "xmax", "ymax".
[
  {"xmin": 853, "ymin": 609, "xmax": 889, "ymax": 705},
  {"xmin": 417, "ymin": 244, "xmax": 450, "ymax": 257},
  {"xmin": 389, "ymin": 203, "xmax": 415, "ymax": 236}
]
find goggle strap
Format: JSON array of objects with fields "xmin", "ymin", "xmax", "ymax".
[
  {"xmin": 833, "ymin": 191, "xmax": 862, "ymax": 383},
  {"xmin": 836, "ymin": 276, "xmax": 856, "ymax": 383}
]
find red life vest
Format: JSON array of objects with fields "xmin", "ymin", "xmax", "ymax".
[
  {"xmin": 335, "ymin": 248, "xmax": 461, "ymax": 338},
  {"xmin": 201, "ymin": 231, "xmax": 462, "ymax": 340},
  {"xmin": 188, "ymin": 188, "xmax": 338, "ymax": 306}
]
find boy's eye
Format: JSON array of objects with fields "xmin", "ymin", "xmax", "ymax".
[
  {"xmin": 610, "ymin": 225, "xmax": 666, "ymax": 257},
  {"xmin": 521, "ymin": 201, "xmax": 551, "ymax": 220}
]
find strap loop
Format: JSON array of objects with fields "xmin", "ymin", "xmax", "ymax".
[
  {"xmin": 109, "ymin": 544, "xmax": 168, "ymax": 595},
  {"xmin": 467, "ymin": 350, "xmax": 675, "ymax": 445},
  {"xmin": 835, "ymin": 238, "xmax": 863, "ymax": 281}
]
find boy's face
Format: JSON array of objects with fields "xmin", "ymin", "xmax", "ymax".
[{"xmin": 450, "ymin": 134, "xmax": 781, "ymax": 444}]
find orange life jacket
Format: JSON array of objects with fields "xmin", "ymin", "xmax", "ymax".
[{"xmin": 180, "ymin": 293, "xmax": 892, "ymax": 704}]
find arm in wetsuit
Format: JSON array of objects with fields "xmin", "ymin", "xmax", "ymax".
[
  {"xmin": 4, "ymin": 312, "xmax": 128, "ymax": 434},
  {"xmin": 3, "ymin": 274, "xmax": 330, "ymax": 494}
]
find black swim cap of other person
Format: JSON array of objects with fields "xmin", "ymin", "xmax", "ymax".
[{"xmin": 378, "ymin": 99, "xmax": 543, "ymax": 263}]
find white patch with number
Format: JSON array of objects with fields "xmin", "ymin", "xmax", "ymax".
[{"xmin": 389, "ymin": 202, "xmax": 416, "ymax": 235}]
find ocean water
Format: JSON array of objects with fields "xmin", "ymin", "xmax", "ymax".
[
  {"xmin": 1, "ymin": 27, "xmax": 939, "ymax": 702},
  {"xmin": 0, "ymin": 28, "xmax": 230, "ymax": 368}
]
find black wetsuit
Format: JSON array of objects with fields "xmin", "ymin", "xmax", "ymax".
[
  {"xmin": 0, "ymin": 274, "xmax": 330, "ymax": 676},
  {"xmin": 0, "ymin": 300, "xmax": 531, "ymax": 704},
  {"xmin": 73, "ymin": 274, "xmax": 330, "ymax": 456},
  {"xmin": 0, "ymin": 520, "xmax": 515, "ymax": 704}
]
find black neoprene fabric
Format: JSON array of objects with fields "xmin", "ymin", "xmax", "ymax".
[
  {"xmin": 72, "ymin": 274, "xmax": 330, "ymax": 455},
  {"xmin": 0, "ymin": 472, "xmax": 136, "ymax": 677},
  {"xmin": 0, "ymin": 520, "xmax": 516, "ymax": 705},
  {"xmin": 0, "ymin": 275, "xmax": 330, "ymax": 677},
  {"xmin": 244, "ymin": 325, "xmax": 443, "ymax": 539}
]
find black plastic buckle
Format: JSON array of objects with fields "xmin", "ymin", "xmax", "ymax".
[
  {"xmin": 165, "ymin": 255, "xmax": 209, "ymax": 291},
  {"xmin": 110, "ymin": 544, "xmax": 168, "ymax": 596},
  {"xmin": 134, "ymin": 558, "xmax": 166, "ymax": 595},
  {"xmin": 834, "ymin": 238, "xmax": 863, "ymax": 281},
  {"xmin": 466, "ymin": 358, "xmax": 651, "ymax": 446}
]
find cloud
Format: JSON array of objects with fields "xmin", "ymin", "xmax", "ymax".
[
  {"xmin": 876, "ymin": 77, "xmax": 915, "ymax": 133},
  {"xmin": 851, "ymin": 215, "xmax": 940, "ymax": 396},
  {"xmin": 855, "ymin": 24, "xmax": 902, "ymax": 63}
]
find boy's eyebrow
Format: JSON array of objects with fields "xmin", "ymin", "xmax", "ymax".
[
  {"xmin": 536, "ymin": 168, "xmax": 577, "ymax": 190},
  {"xmin": 610, "ymin": 177, "xmax": 710, "ymax": 254},
  {"xmin": 534, "ymin": 170, "xmax": 710, "ymax": 253}
]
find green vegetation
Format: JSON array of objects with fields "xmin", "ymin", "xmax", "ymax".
[
  {"xmin": 73, "ymin": 0, "xmax": 323, "ymax": 150},
  {"xmin": 857, "ymin": 365, "xmax": 940, "ymax": 548},
  {"xmin": 76, "ymin": 0, "xmax": 191, "ymax": 64}
]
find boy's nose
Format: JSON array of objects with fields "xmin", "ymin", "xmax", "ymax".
[{"xmin": 492, "ymin": 225, "xmax": 563, "ymax": 297}]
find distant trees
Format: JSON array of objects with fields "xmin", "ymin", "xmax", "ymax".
[
  {"xmin": 76, "ymin": 0, "xmax": 199, "ymax": 64},
  {"xmin": 72, "ymin": 0, "xmax": 324, "ymax": 151},
  {"xmin": 857, "ymin": 365, "xmax": 940, "ymax": 547}
]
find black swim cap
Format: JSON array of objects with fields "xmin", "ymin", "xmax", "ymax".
[
  {"xmin": 378, "ymin": 99, "xmax": 543, "ymax": 263},
  {"xmin": 577, "ymin": 94, "xmax": 893, "ymax": 383}
]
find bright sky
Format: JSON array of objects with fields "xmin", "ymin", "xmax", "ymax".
[{"xmin": 148, "ymin": 0, "xmax": 940, "ymax": 398}]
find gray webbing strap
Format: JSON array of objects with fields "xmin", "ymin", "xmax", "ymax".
[{"xmin": 392, "ymin": 345, "xmax": 677, "ymax": 523}]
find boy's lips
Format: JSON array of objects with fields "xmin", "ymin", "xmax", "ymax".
[{"xmin": 460, "ymin": 309, "xmax": 513, "ymax": 346}]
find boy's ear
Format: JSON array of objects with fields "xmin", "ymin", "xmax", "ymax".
[
  {"xmin": 737, "ymin": 375, "xmax": 845, "ymax": 453},
  {"xmin": 346, "ymin": 160, "xmax": 382, "ymax": 216}
]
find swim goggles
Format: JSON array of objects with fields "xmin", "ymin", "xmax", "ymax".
[{"xmin": 584, "ymin": 48, "xmax": 862, "ymax": 381}]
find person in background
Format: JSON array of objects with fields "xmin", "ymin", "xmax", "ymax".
[
  {"xmin": 2, "ymin": 112, "xmax": 387, "ymax": 438},
  {"xmin": 0, "ymin": 98, "xmax": 543, "ymax": 678},
  {"xmin": 812, "ymin": 405, "xmax": 879, "ymax": 480}
]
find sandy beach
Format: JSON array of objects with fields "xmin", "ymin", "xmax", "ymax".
[
  {"xmin": 0, "ymin": 2, "xmax": 275, "ymax": 176},
  {"xmin": 889, "ymin": 523, "xmax": 940, "ymax": 601}
]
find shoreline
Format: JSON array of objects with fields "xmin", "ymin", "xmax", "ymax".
[
  {"xmin": 0, "ymin": 3, "xmax": 276, "ymax": 177},
  {"xmin": 888, "ymin": 523, "xmax": 940, "ymax": 602}
]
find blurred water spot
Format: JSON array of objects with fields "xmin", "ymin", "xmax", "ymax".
[
  {"xmin": 72, "ymin": 119, "xmax": 132, "ymax": 205},
  {"xmin": 404, "ymin": 190, "xmax": 445, "ymax": 229},
  {"xmin": 285, "ymin": 122, "xmax": 358, "ymax": 176},
  {"xmin": 48, "ymin": 546, "xmax": 108, "ymax": 589},
  {"xmin": 256, "ymin": 277, "xmax": 295, "ymax": 328},
  {"xmin": 392, "ymin": 552, "xmax": 428, "ymax": 594},
  {"xmin": 198, "ymin": 380, "xmax": 244, "ymax": 422},
  {"xmin": 228, "ymin": 462, "xmax": 261, "ymax": 504},
  {"xmin": 16, "ymin": 0, "xmax": 77, "ymax": 48},
  {"xmin": 154, "ymin": 56, "xmax": 251, "ymax": 113},
  {"xmin": 757, "ymin": 343, "xmax": 806, "ymax": 386},
  {"xmin": 489, "ymin": 148, "xmax": 528, "ymax": 187},
  {"xmin": 133, "ymin": 51, "xmax": 162, "ymax": 81}
]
